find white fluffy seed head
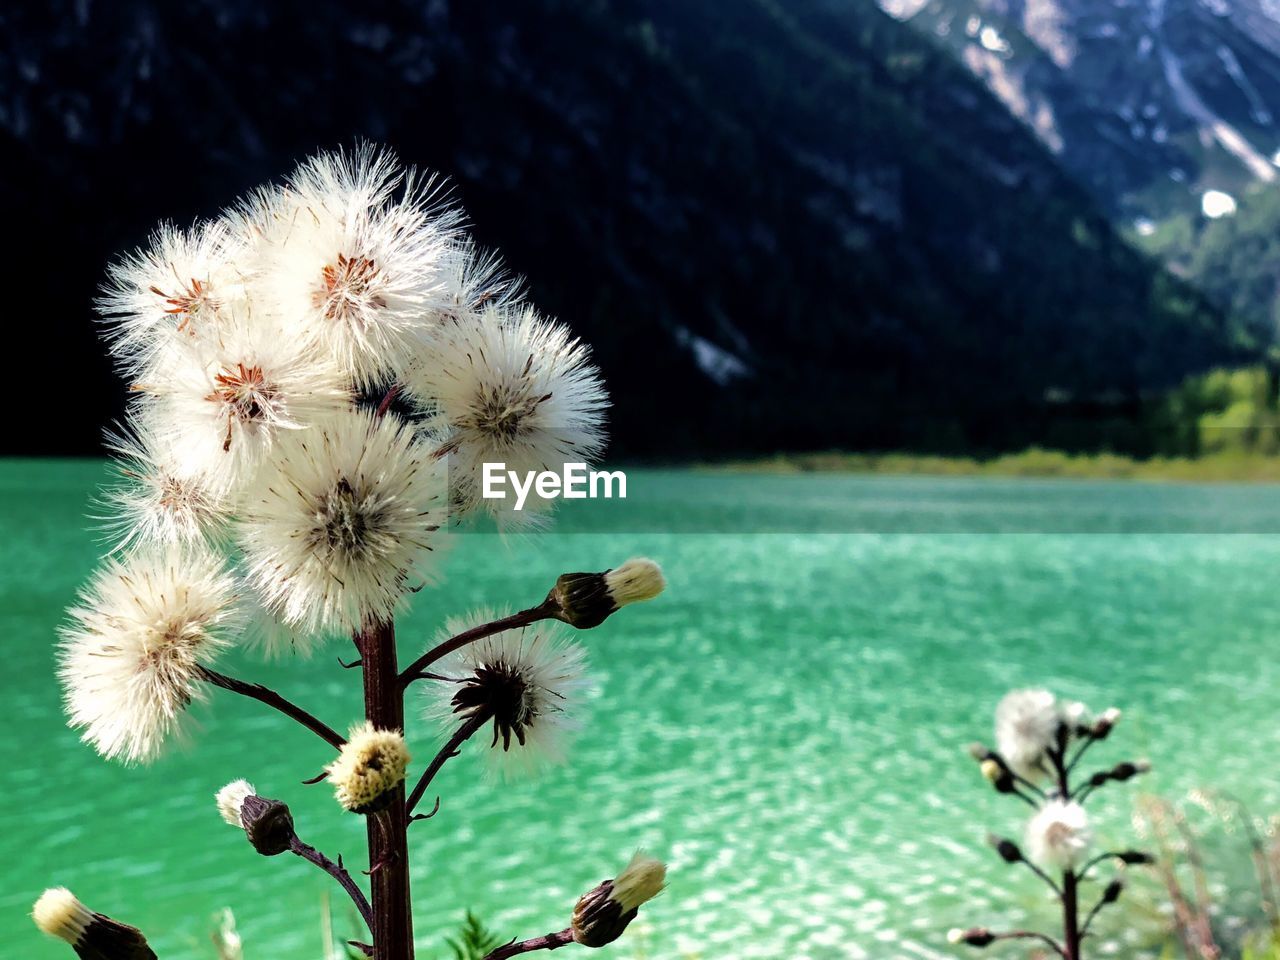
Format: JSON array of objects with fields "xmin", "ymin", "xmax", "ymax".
[
  {"xmin": 98, "ymin": 413, "xmax": 233, "ymax": 553},
  {"xmin": 237, "ymin": 407, "xmax": 449, "ymax": 636},
  {"xmin": 426, "ymin": 609, "xmax": 591, "ymax": 778},
  {"xmin": 216, "ymin": 779, "xmax": 256, "ymax": 827},
  {"xmin": 405, "ymin": 304, "xmax": 608, "ymax": 526},
  {"xmin": 135, "ymin": 304, "xmax": 352, "ymax": 494},
  {"xmin": 240, "ymin": 146, "xmax": 459, "ymax": 388},
  {"xmin": 57, "ymin": 547, "xmax": 240, "ymax": 763},
  {"xmin": 326, "ymin": 723, "xmax": 410, "ymax": 813},
  {"xmin": 1026, "ymin": 799, "xmax": 1092, "ymax": 870},
  {"xmin": 610, "ymin": 852, "xmax": 668, "ymax": 912},
  {"xmin": 605, "ymin": 559, "xmax": 666, "ymax": 608},
  {"xmin": 33, "ymin": 888, "xmax": 93, "ymax": 944},
  {"xmin": 97, "ymin": 218, "xmax": 247, "ymax": 376},
  {"xmin": 995, "ymin": 688, "xmax": 1061, "ymax": 783}
]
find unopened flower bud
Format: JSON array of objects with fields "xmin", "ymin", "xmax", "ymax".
[
  {"xmin": 1109, "ymin": 760, "xmax": 1150, "ymax": 782},
  {"xmin": 571, "ymin": 852, "xmax": 667, "ymax": 948},
  {"xmin": 986, "ymin": 834, "xmax": 1023, "ymax": 864},
  {"xmin": 33, "ymin": 888, "xmax": 157, "ymax": 959},
  {"xmin": 216, "ymin": 779, "xmax": 296, "ymax": 856},
  {"xmin": 326, "ymin": 723, "xmax": 410, "ymax": 814},
  {"xmin": 1092, "ymin": 707, "xmax": 1122, "ymax": 739},
  {"xmin": 948, "ymin": 926, "xmax": 995, "ymax": 947},
  {"xmin": 1101, "ymin": 877, "xmax": 1125, "ymax": 904},
  {"xmin": 549, "ymin": 559, "xmax": 665, "ymax": 629},
  {"xmin": 980, "ymin": 759, "xmax": 1015, "ymax": 794},
  {"xmin": 1117, "ymin": 850, "xmax": 1155, "ymax": 865}
]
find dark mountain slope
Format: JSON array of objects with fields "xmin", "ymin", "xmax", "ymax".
[{"xmin": 0, "ymin": 0, "xmax": 1242, "ymax": 456}]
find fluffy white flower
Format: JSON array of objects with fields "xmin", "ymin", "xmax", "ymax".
[
  {"xmin": 238, "ymin": 408, "xmax": 449, "ymax": 635},
  {"xmin": 97, "ymin": 414, "xmax": 233, "ymax": 552},
  {"xmin": 97, "ymin": 218, "xmax": 246, "ymax": 374},
  {"xmin": 406, "ymin": 304, "xmax": 608, "ymax": 524},
  {"xmin": 326, "ymin": 722, "xmax": 410, "ymax": 813},
  {"xmin": 216, "ymin": 779, "xmax": 255, "ymax": 827},
  {"xmin": 57, "ymin": 547, "xmax": 240, "ymax": 763},
  {"xmin": 240, "ymin": 146, "xmax": 458, "ymax": 388},
  {"xmin": 136, "ymin": 304, "xmax": 351, "ymax": 492},
  {"xmin": 995, "ymin": 688, "xmax": 1061, "ymax": 782},
  {"xmin": 425, "ymin": 609, "xmax": 591, "ymax": 777},
  {"xmin": 1026, "ymin": 799, "xmax": 1092, "ymax": 870}
]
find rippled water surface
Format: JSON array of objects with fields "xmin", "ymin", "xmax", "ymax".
[{"xmin": 6, "ymin": 462, "xmax": 1280, "ymax": 959}]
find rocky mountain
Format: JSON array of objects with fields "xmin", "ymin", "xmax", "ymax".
[
  {"xmin": 0, "ymin": 0, "xmax": 1246, "ymax": 457},
  {"xmin": 880, "ymin": 0, "xmax": 1280, "ymax": 223}
]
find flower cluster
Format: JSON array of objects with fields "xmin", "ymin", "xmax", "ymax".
[
  {"xmin": 59, "ymin": 146, "xmax": 611, "ymax": 761},
  {"xmin": 956, "ymin": 689, "xmax": 1152, "ymax": 958},
  {"xmin": 44, "ymin": 146, "xmax": 669, "ymax": 960}
]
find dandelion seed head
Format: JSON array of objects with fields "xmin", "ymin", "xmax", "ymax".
[
  {"xmin": 238, "ymin": 408, "xmax": 448, "ymax": 635},
  {"xmin": 137, "ymin": 304, "xmax": 351, "ymax": 493},
  {"xmin": 98, "ymin": 415, "xmax": 232, "ymax": 552},
  {"xmin": 97, "ymin": 219, "xmax": 247, "ymax": 375},
  {"xmin": 406, "ymin": 304, "xmax": 608, "ymax": 525},
  {"xmin": 426, "ymin": 609, "xmax": 591, "ymax": 777},
  {"xmin": 1026, "ymin": 799, "xmax": 1092, "ymax": 870},
  {"xmin": 243, "ymin": 146, "xmax": 458, "ymax": 388},
  {"xmin": 57, "ymin": 547, "xmax": 239, "ymax": 763},
  {"xmin": 995, "ymin": 688, "xmax": 1061, "ymax": 783}
]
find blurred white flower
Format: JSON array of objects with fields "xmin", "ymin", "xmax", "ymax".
[
  {"xmin": 97, "ymin": 218, "xmax": 246, "ymax": 375},
  {"xmin": 241, "ymin": 146, "xmax": 458, "ymax": 388},
  {"xmin": 425, "ymin": 609, "xmax": 590, "ymax": 777},
  {"xmin": 137, "ymin": 304, "xmax": 351, "ymax": 492},
  {"xmin": 1026, "ymin": 799, "xmax": 1092, "ymax": 870},
  {"xmin": 995, "ymin": 688, "xmax": 1061, "ymax": 782},
  {"xmin": 57, "ymin": 547, "xmax": 240, "ymax": 763},
  {"xmin": 406, "ymin": 304, "xmax": 608, "ymax": 525},
  {"xmin": 238, "ymin": 408, "xmax": 448, "ymax": 635}
]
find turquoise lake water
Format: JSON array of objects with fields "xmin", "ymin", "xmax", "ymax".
[{"xmin": 5, "ymin": 462, "xmax": 1280, "ymax": 959}]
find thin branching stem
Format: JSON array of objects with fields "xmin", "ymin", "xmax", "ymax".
[
  {"xmin": 406, "ymin": 712, "xmax": 490, "ymax": 817},
  {"xmin": 398, "ymin": 601, "xmax": 557, "ymax": 688},
  {"xmin": 482, "ymin": 929, "xmax": 574, "ymax": 959},
  {"xmin": 1078, "ymin": 891, "xmax": 1111, "ymax": 941},
  {"xmin": 289, "ymin": 835, "xmax": 374, "ymax": 931},
  {"xmin": 196, "ymin": 666, "xmax": 346, "ymax": 750},
  {"xmin": 1065, "ymin": 733, "xmax": 1099, "ymax": 775},
  {"xmin": 1078, "ymin": 851, "xmax": 1129, "ymax": 879},
  {"xmin": 989, "ymin": 930, "xmax": 1068, "ymax": 958},
  {"xmin": 1021, "ymin": 858, "xmax": 1064, "ymax": 899}
]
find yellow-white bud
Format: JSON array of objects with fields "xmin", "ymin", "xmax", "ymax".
[
  {"xmin": 603, "ymin": 559, "xmax": 665, "ymax": 608},
  {"xmin": 33, "ymin": 888, "xmax": 93, "ymax": 945},
  {"xmin": 571, "ymin": 852, "xmax": 668, "ymax": 948},
  {"xmin": 610, "ymin": 852, "xmax": 667, "ymax": 912},
  {"xmin": 326, "ymin": 722, "xmax": 410, "ymax": 813},
  {"xmin": 216, "ymin": 779, "xmax": 255, "ymax": 827},
  {"xmin": 32, "ymin": 888, "xmax": 156, "ymax": 958},
  {"xmin": 980, "ymin": 759, "xmax": 1001, "ymax": 783}
]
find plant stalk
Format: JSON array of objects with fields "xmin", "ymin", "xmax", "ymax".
[
  {"xmin": 1062, "ymin": 869, "xmax": 1081, "ymax": 960},
  {"xmin": 359, "ymin": 619, "xmax": 414, "ymax": 960}
]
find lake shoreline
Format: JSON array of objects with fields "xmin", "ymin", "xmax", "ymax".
[{"xmin": 691, "ymin": 448, "xmax": 1280, "ymax": 484}]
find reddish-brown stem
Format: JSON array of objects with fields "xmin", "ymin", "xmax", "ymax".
[
  {"xmin": 197, "ymin": 666, "xmax": 346, "ymax": 750},
  {"xmin": 398, "ymin": 601, "xmax": 557, "ymax": 689},
  {"xmin": 405, "ymin": 712, "xmax": 490, "ymax": 817},
  {"xmin": 482, "ymin": 929, "xmax": 574, "ymax": 959},
  {"xmin": 358, "ymin": 620, "xmax": 414, "ymax": 960},
  {"xmin": 289, "ymin": 835, "xmax": 373, "ymax": 931},
  {"xmin": 376, "ymin": 384, "xmax": 400, "ymax": 417}
]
